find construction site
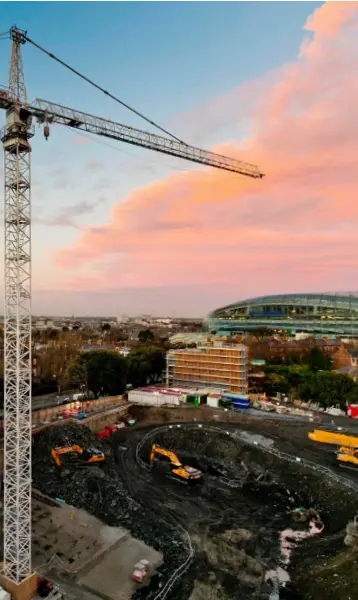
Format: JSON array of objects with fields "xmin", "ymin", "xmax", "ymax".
[
  {"xmin": 0, "ymin": 17, "xmax": 358, "ymax": 600},
  {"xmin": 13, "ymin": 405, "xmax": 357, "ymax": 600}
]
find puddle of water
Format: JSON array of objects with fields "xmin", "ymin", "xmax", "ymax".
[
  {"xmin": 265, "ymin": 519, "xmax": 323, "ymax": 598},
  {"xmin": 280, "ymin": 520, "xmax": 323, "ymax": 565}
]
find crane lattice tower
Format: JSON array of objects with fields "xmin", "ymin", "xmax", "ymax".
[
  {"xmin": 1, "ymin": 28, "xmax": 33, "ymax": 585},
  {"xmin": 0, "ymin": 26, "xmax": 264, "ymax": 593}
]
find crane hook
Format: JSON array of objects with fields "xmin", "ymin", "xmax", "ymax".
[{"xmin": 44, "ymin": 124, "xmax": 50, "ymax": 141}]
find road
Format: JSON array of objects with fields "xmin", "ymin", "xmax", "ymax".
[{"xmin": 0, "ymin": 392, "xmax": 77, "ymax": 418}]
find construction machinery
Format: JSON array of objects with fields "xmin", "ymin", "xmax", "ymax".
[
  {"xmin": 0, "ymin": 27, "xmax": 263, "ymax": 588},
  {"xmin": 95, "ymin": 425, "xmax": 118, "ymax": 440},
  {"xmin": 308, "ymin": 429, "xmax": 358, "ymax": 467},
  {"xmin": 51, "ymin": 445, "xmax": 105, "ymax": 472},
  {"xmin": 150, "ymin": 444, "xmax": 202, "ymax": 482}
]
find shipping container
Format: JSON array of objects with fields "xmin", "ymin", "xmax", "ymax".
[
  {"xmin": 128, "ymin": 391, "xmax": 180, "ymax": 406},
  {"xmin": 232, "ymin": 399, "xmax": 250, "ymax": 410},
  {"xmin": 207, "ymin": 396, "xmax": 219, "ymax": 408},
  {"xmin": 222, "ymin": 393, "xmax": 249, "ymax": 401},
  {"xmin": 186, "ymin": 395, "xmax": 200, "ymax": 407}
]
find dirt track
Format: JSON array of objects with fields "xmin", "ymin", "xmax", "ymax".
[{"xmin": 32, "ymin": 410, "xmax": 358, "ymax": 600}]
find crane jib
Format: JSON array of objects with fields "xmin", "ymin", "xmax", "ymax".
[{"xmin": 23, "ymin": 98, "xmax": 265, "ymax": 179}]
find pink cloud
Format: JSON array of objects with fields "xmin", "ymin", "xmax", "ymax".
[{"xmin": 54, "ymin": 2, "xmax": 358, "ymax": 302}]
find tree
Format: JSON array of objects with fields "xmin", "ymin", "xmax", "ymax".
[
  {"xmin": 36, "ymin": 343, "xmax": 80, "ymax": 393},
  {"xmin": 297, "ymin": 371, "xmax": 358, "ymax": 410},
  {"xmin": 138, "ymin": 329, "xmax": 154, "ymax": 343},
  {"xmin": 102, "ymin": 323, "xmax": 111, "ymax": 333},
  {"xmin": 68, "ymin": 350, "xmax": 127, "ymax": 397},
  {"xmin": 264, "ymin": 372, "xmax": 290, "ymax": 396},
  {"xmin": 264, "ymin": 364, "xmax": 313, "ymax": 397},
  {"xmin": 305, "ymin": 346, "xmax": 332, "ymax": 372},
  {"xmin": 127, "ymin": 346, "xmax": 165, "ymax": 387}
]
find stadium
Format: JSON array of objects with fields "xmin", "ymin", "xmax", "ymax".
[{"xmin": 204, "ymin": 293, "xmax": 358, "ymax": 337}]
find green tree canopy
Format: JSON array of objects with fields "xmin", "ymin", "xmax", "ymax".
[
  {"xmin": 264, "ymin": 372, "xmax": 291, "ymax": 395},
  {"xmin": 138, "ymin": 329, "xmax": 154, "ymax": 343},
  {"xmin": 127, "ymin": 346, "xmax": 165, "ymax": 388},
  {"xmin": 297, "ymin": 371, "xmax": 358, "ymax": 410},
  {"xmin": 264, "ymin": 364, "xmax": 311, "ymax": 393},
  {"xmin": 68, "ymin": 350, "xmax": 127, "ymax": 397},
  {"xmin": 305, "ymin": 346, "xmax": 332, "ymax": 372}
]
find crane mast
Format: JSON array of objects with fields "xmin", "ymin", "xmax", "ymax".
[
  {"xmin": 0, "ymin": 26, "xmax": 264, "ymax": 594},
  {"xmin": 1, "ymin": 28, "xmax": 33, "ymax": 584}
]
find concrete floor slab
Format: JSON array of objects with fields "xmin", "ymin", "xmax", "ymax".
[
  {"xmin": 32, "ymin": 497, "xmax": 128, "ymax": 576},
  {"xmin": 78, "ymin": 536, "xmax": 163, "ymax": 600},
  {"xmin": 30, "ymin": 494, "xmax": 162, "ymax": 600}
]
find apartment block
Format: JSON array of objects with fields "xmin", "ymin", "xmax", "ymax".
[{"xmin": 166, "ymin": 345, "xmax": 248, "ymax": 393}]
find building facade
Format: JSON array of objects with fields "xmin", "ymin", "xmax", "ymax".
[
  {"xmin": 166, "ymin": 345, "xmax": 248, "ymax": 393},
  {"xmin": 205, "ymin": 293, "xmax": 358, "ymax": 337}
]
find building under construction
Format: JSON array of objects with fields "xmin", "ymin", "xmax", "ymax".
[{"xmin": 166, "ymin": 345, "xmax": 248, "ymax": 393}]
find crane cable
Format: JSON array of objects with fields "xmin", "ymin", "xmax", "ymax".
[{"xmin": 23, "ymin": 33, "xmax": 187, "ymax": 145}]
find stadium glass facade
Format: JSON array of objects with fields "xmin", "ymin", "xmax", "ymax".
[{"xmin": 204, "ymin": 293, "xmax": 358, "ymax": 337}]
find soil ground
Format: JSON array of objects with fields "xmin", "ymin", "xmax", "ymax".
[{"xmin": 31, "ymin": 407, "xmax": 358, "ymax": 600}]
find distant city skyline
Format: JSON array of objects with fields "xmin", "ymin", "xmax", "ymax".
[{"xmin": 1, "ymin": 1, "xmax": 358, "ymax": 316}]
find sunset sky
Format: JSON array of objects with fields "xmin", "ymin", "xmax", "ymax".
[{"xmin": 1, "ymin": 1, "xmax": 358, "ymax": 317}]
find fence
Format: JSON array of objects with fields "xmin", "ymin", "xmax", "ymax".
[{"xmin": 0, "ymin": 395, "xmax": 125, "ymax": 434}]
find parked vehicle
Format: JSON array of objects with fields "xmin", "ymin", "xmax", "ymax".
[{"xmin": 132, "ymin": 559, "xmax": 150, "ymax": 583}]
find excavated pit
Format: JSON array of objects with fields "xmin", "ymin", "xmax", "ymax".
[{"xmin": 32, "ymin": 421, "xmax": 358, "ymax": 600}]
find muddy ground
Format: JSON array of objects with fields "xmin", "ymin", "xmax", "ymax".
[{"xmin": 32, "ymin": 410, "xmax": 358, "ymax": 600}]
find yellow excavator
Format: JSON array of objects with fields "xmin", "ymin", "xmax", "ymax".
[
  {"xmin": 308, "ymin": 429, "xmax": 358, "ymax": 467},
  {"xmin": 150, "ymin": 444, "xmax": 202, "ymax": 483},
  {"xmin": 51, "ymin": 445, "xmax": 105, "ymax": 475}
]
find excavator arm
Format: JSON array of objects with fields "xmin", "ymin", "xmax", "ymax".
[
  {"xmin": 150, "ymin": 444, "xmax": 182, "ymax": 466},
  {"xmin": 24, "ymin": 98, "xmax": 264, "ymax": 178},
  {"xmin": 51, "ymin": 445, "xmax": 83, "ymax": 467},
  {"xmin": 150, "ymin": 444, "xmax": 202, "ymax": 482},
  {"xmin": 51, "ymin": 445, "xmax": 104, "ymax": 468}
]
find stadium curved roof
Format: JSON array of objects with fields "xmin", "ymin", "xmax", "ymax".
[
  {"xmin": 209, "ymin": 293, "xmax": 358, "ymax": 316},
  {"xmin": 206, "ymin": 293, "xmax": 358, "ymax": 336}
]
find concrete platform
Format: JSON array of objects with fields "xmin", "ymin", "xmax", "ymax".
[
  {"xmin": 32, "ymin": 496, "xmax": 128, "ymax": 576},
  {"xmin": 32, "ymin": 495, "xmax": 162, "ymax": 600},
  {"xmin": 79, "ymin": 536, "xmax": 163, "ymax": 600}
]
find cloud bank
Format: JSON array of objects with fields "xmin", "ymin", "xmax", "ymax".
[{"xmin": 54, "ymin": 2, "xmax": 358, "ymax": 310}]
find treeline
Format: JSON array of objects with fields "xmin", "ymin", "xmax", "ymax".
[
  {"xmin": 0, "ymin": 343, "xmax": 166, "ymax": 402},
  {"xmin": 264, "ymin": 347, "xmax": 358, "ymax": 410},
  {"xmin": 68, "ymin": 345, "xmax": 166, "ymax": 397}
]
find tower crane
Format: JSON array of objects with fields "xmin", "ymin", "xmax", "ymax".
[{"xmin": 0, "ymin": 26, "xmax": 264, "ymax": 596}]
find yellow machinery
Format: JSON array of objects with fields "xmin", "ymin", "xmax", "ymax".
[
  {"xmin": 308, "ymin": 429, "xmax": 358, "ymax": 466},
  {"xmin": 150, "ymin": 444, "xmax": 202, "ymax": 482},
  {"xmin": 51, "ymin": 445, "xmax": 105, "ymax": 470}
]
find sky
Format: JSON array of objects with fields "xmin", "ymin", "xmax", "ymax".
[{"xmin": 1, "ymin": 1, "xmax": 358, "ymax": 317}]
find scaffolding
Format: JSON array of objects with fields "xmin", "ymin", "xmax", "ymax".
[{"xmin": 167, "ymin": 346, "xmax": 248, "ymax": 393}]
